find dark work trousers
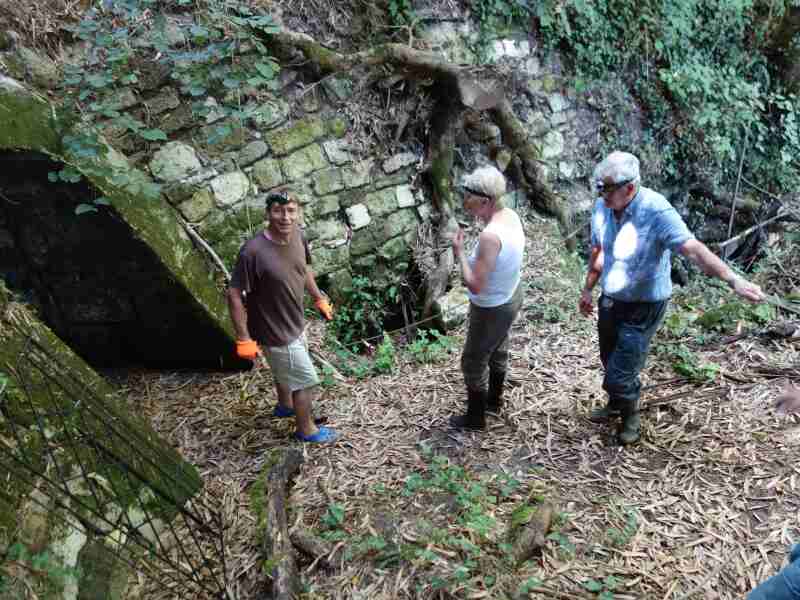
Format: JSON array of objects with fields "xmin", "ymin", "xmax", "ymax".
[
  {"xmin": 747, "ymin": 544, "xmax": 800, "ymax": 599},
  {"xmin": 597, "ymin": 295, "xmax": 668, "ymax": 412},
  {"xmin": 461, "ymin": 284, "xmax": 523, "ymax": 393}
]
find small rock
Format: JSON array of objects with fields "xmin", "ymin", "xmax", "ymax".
[{"xmin": 434, "ymin": 286, "xmax": 471, "ymax": 330}]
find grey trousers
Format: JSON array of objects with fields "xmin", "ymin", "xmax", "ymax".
[{"xmin": 461, "ymin": 284, "xmax": 523, "ymax": 392}]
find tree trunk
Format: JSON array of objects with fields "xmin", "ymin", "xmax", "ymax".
[
  {"xmin": 261, "ymin": 447, "xmax": 304, "ymax": 600},
  {"xmin": 421, "ymin": 92, "xmax": 460, "ymax": 318},
  {"xmin": 266, "ymin": 29, "xmax": 574, "ymax": 306}
]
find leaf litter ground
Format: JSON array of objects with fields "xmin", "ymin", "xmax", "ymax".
[{"xmin": 122, "ymin": 213, "xmax": 800, "ymax": 600}]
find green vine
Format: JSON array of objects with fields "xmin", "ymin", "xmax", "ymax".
[{"xmin": 55, "ymin": 0, "xmax": 280, "ymax": 213}]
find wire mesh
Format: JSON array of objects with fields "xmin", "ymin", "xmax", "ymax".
[{"xmin": 0, "ymin": 326, "xmax": 231, "ymax": 599}]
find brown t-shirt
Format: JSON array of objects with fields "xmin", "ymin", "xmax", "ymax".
[{"xmin": 230, "ymin": 228, "xmax": 311, "ymax": 347}]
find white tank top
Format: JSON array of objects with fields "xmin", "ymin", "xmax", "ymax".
[{"xmin": 467, "ymin": 209, "xmax": 525, "ymax": 307}]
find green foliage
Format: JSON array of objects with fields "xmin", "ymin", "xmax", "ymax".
[
  {"xmin": 54, "ymin": 0, "xmax": 280, "ymax": 205},
  {"xmin": 584, "ymin": 574, "xmax": 620, "ymax": 599},
  {"xmin": 388, "ymin": 0, "xmax": 416, "ymax": 27},
  {"xmin": 372, "ymin": 335, "xmax": 397, "ymax": 374},
  {"xmin": 663, "ymin": 344, "xmax": 720, "ymax": 383},
  {"xmin": 605, "ymin": 508, "xmax": 639, "ymax": 548},
  {"xmin": 695, "ymin": 300, "xmax": 775, "ymax": 331},
  {"xmin": 0, "ymin": 542, "xmax": 82, "ymax": 599},
  {"xmin": 405, "ymin": 329, "xmax": 456, "ymax": 364},
  {"xmin": 318, "ymin": 445, "xmax": 531, "ymax": 596},
  {"xmin": 535, "ymin": 0, "xmax": 800, "ymax": 195},
  {"xmin": 328, "ymin": 275, "xmax": 388, "ymax": 349}
]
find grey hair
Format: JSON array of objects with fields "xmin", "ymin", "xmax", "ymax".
[
  {"xmin": 461, "ymin": 165, "xmax": 507, "ymax": 206},
  {"xmin": 593, "ymin": 151, "xmax": 641, "ymax": 186}
]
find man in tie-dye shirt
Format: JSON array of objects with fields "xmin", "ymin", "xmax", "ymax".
[{"xmin": 578, "ymin": 151, "xmax": 765, "ymax": 445}]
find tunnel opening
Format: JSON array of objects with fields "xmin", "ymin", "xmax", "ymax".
[{"xmin": 0, "ymin": 150, "xmax": 243, "ymax": 369}]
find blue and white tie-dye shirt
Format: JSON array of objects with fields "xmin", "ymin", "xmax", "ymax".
[{"xmin": 590, "ymin": 186, "xmax": 694, "ymax": 302}]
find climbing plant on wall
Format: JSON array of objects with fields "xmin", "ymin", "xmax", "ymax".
[
  {"xmin": 535, "ymin": 0, "xmax": 800, "ymax": 196},
  {"xmin": 55, "ymin": 0, "xmax": 280, "ymax": 212}
]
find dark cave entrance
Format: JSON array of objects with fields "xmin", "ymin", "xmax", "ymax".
[{"xmin": 0, "ymin": 150, "xmax": 242, "ymax": 369}]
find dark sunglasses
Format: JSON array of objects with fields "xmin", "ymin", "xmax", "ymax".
[
  {"xmin": 266, "ymin": 191, "xmax": 293, "ymax": 208},
  {"xmin": 595, "ymin": 178, "xmax": 633, "ymax": 196},
  {"xmin": 461, "ymin": 185, "xmax": 492, "ymax": 200}
]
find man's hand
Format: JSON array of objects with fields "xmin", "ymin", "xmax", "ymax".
[
  {"xmin": 579, "ymin": 288, "xmax": 594, "ymax": 316},
  {"xmin": 729, "ymin": 275, "xmax": 766, "ymax": 303},
  {"xmin": 235, "ymin": 339, "xmax": 261, "ymax": 361},
  {"xmin": 315, "ymin": 297, "xmax": 334, "ymax": 321}
]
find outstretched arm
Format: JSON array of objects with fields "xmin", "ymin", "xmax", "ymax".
[{"xmin": 678, "ymin": 239, "xmax": 765, "ymax": 303}]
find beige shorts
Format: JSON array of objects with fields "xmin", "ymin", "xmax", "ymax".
[{"xmin": 262, "ymin": 334, "xmax": 320, "ymax": 392}]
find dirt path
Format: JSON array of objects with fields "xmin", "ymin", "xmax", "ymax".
[{"xmin": 130, "ymin": 214, "xmax": 800, "ymax": 600}]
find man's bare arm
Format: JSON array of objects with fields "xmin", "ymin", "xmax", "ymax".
[
  {"xmin": 678, "ymin": 239, "xmax": 765, "ymax": 303},
  {"xmin": 226, "ymin": 287, "xmax": 252, "ymax": 340}
]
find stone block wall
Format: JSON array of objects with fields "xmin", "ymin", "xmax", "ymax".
[{"xmin": 0, "ymin": 10, "xmax": 609, "ymax": 299}]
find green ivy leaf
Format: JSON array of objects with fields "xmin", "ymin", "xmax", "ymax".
[
  {"xmin": 584, "ymin": 579, "xmax": 603, "ymax": 592},
  {"xmin": 75, "ymin": 204, "xmax": 98, "ymax": 215},
  {"xmin": 94, "ymin": 197, "xmax": 111, "ymax": 206},
  {"xmin": 139, "ymin": 128, "xmax": 168, "ymax": 141},
  {"xmin": 47, "ymin": 171, "xmax": 59, "ymax": 183}
]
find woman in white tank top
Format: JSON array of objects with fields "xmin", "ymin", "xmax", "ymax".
[{"xmin": 450, "ymin": 166, "xmax": 525, "ymax": 430}]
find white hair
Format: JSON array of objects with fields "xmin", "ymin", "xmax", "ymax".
[
  {"xmin": 461, "ymin": 165, "xmax": 507, "ymax": 202},
  {"xmin": 593, "ymin": 151, "xmax": 641, "ymax": 185}
]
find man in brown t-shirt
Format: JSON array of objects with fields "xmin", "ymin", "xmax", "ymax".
[{"xmin": 227, "ymin": 189, "xmax": 338, "ymax": 443}]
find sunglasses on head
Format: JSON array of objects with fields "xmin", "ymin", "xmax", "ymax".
[
  {"xmin": 461, "ymin": 185, "xmax": 492, "ymax": 200},
  {"xmin": 266, "ymin": 191, "xmax": 292, "ymax": 208},
  {"xmin": 595, "ymin": 178, "xmax": 633, "ymax": 196}
]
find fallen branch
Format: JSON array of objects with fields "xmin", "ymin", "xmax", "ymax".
[
  {"xmin": 510, "ymin": 501, "xmax": 555, "ymax": 565},
  {"xmin": 290, "ymin": 527, "xmax": 339, "ymax": 571},
  {"xmin": 716, "ymin": 210, "xmax": 789, "ymax": 250},
  {"xmin": 261, "ymin": 447, "xmax": 304, "ymax": 600},
  {"xmin": 177, "ymin": 216, "xmax": 231, "ymax": 281}
]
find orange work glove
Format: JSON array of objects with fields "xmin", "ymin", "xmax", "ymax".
[
  {"xmin": 235, "ymin": 339, "xmax": 261, "ymax": 360},
  {"xmin": 315, "ymin": 297, "xmax": 333, "ymax": 321}
]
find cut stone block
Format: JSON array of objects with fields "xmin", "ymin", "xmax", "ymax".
[
  {"xmin": 178, "ymin": 188, "xmax": 214, "ymax": 222},
  {"xmin": 281, "ymin": 144, "xmax": 327, "ymax": 181},
  {"xmin": 210, "ymin": 171, "xmax": 250, "ymax": 207},
  {"xmin": 433, "ymin": 285, "xmax": 471, "ymax": 330},
  {"xmin": 313, "ymin": 168, "xmax": 346, "ymax": 195},
  {"xmin": 345, "ymin": 203, "xmax": 371, "ymax": 230},
  {"xmin": 251, "ymin": 158, "xmax": 285, "ymax": 190},
  {"xmin": 395, "ymin": 185, "xmax": 416, "ymax": 208},
  {"xmin": 265, "ymin": 116, "xmax": 325, "ymax": 156},
  {"xmin": 149, "ymin": 141, "xmax": 201, "ymax": 182},
  {"xmin": 322, "ymin": 139, "xmax": 352, "ymax": 166}
]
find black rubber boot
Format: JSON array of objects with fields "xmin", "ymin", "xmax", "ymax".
[
  {"xmin": 589, "ymin": 403, "xmax": 621, "ymax": 423},
  {"xmin": 619, "ymin": 400, "xmax": 641, "ymax": 445},
  {"xmin": 450, "ymin": 389, "xmax": 487, "ymax": 430},
  {"xmin": 487, "ymin": 371, "xmax": 505, "ymax": 413}
]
